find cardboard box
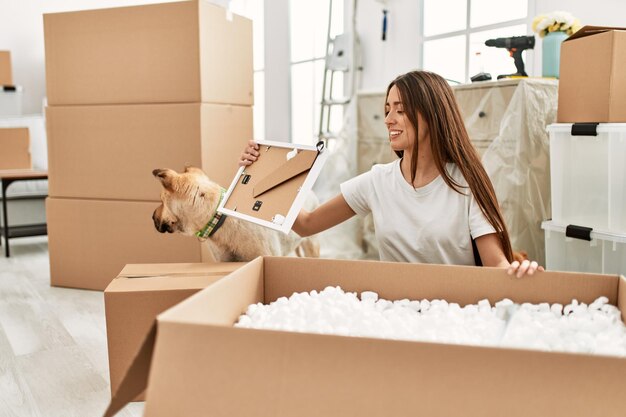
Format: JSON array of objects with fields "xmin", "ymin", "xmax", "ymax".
[
  {"xmin": 0, "ymin": 127, "xmax": 31, "ymax": 169},
  {"xmin": 106, "ymin": 257, "xmax": 626, "ymax": 417},
  {"xmin": 0, "ymin": 51, "xmax": 12, "ymax": 86},
  {"xmin": 105, "ymin": 262, "xmax": 245, "ymax": 401},
  {"xmin": 46, "ymin": 103, "xmax": 251, "ymax": 201},
  {"xmin": 46, "ymin": 197, "xmax": 213, "ymax": 290},
  {"xmin": 44, "ymin": 1, "xmax": 252, "ymax": 106},
  {"xmin": 558, "ymin": 26, "xmax": 626, "ymax": 122}
]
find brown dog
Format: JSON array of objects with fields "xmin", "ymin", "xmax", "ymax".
[
  {"xmin": 512, "ymin": 250, "xmax": 529, "ymax": 264},
  {"xmin": 152, "ymin": 167, "xmax": 320, "ymax": 261}
]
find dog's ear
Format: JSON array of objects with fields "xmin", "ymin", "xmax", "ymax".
[
  {"xmin": 152, "ymin": 168, "xmax": 176, "ymax": 191},
  {"xmin": 183, "ymin": 165, "xmax": 204, "ymax": 174},
  {"xmin": 183, "ymin": 166, "xmax": 206, "ymax": 176}
]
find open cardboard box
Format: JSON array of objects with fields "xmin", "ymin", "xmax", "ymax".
[
  {"xmin": 105, "ymin": 262, "xmax": 245, "ymax": 401},
  {"xmin": 106, "ymin": 257, "xmax": 626, "ymax": 417}
]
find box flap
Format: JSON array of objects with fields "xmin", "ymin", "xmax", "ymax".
[
  {"xmin": 219, "ymin": 140, "xmax": 328, "ymax": 234},
  {"xmin": 253, "ymin": 149, "xmax": 318, "ymax": 197},
  {"xmin": 618, "ymin": 276, "xmax": 626, "ymax": 322},
  {"xmin": 103, "ymin": 323, "xmax": 156, "ymax": 417},
  {"xmin": 158, "ymin": 257, "xmax": 265, "ymax": 326},
  {"xmin": 105, "ymin": 274, "xmax": 229, "ymax": 293},
  {"xmin": 262, "ymin": 257, "xmax": 619, "ymax": 306},
  {"xmin": 564, "ymin": 25, "xmax": 626, "ymax": 42},
  {"xmin": 116, "ymin": 262, "xmax": 245, "ymax": 278}
]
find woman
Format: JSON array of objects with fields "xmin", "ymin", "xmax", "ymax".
[{"xmin": 240, "ymin": 70, "xmax": 543, "ymax": 277}]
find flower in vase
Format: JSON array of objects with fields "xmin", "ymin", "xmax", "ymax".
[{"xmin": 532, "ymin": 11, "xmax": 582, "ymax": 38}]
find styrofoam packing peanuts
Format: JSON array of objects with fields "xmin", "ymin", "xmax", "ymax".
[
  {"xmin": 407, "ymin": 300, "xmax": 421, "ymax": 312},
  {"xmin": 234, "ymin": 287, "xmax": 626, "ymax": 357},
  {"xmin": 360, "ymin": 291, "xmax": 378, "ymax": 302},
  {"xmin": 550, "ymin": 303, "xmax": 563, "ymax": 315},
  {"xmin": 538, "ymin": 302, "xmax": 551, "ymax": 312},
  {"xmin": 590, "ymin": 296, "xmax": 609, "ymax": 311},
  {"xmin": 462, "ymin": 304, "xmax": 478, "ymax": 315},
  {"xmin": 477, "ymin": 299, "xmax": 491, "ymax": 309}
]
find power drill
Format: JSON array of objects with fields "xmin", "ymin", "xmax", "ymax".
[{"xmin": 485, "ymin": 35, "xmax": 535, "ymax": 79}]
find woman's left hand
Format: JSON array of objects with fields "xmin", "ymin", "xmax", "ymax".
[{"xmin": 507, "ymin": 260, "xmax": 544, "ymax": 278}]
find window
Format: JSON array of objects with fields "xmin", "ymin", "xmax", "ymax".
[
  {"xmin": 230, "ymin": 0, "xmax": 264, "ymax": 140},
  {"xmin": 289, "ymin": 0, "xmax": 344, "ymax": 145},
  {"xmin": 421, "ymin": 0, "xmax": 530, "ymax": 83}
]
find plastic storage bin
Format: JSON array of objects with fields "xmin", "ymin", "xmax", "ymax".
[
  {"xmin": 548, "ymin": 123, "xmax": 626, "ymax": 233},
  {"xmin": 542, "ymin": 220, "xmax": 626, "ymax": 275}
]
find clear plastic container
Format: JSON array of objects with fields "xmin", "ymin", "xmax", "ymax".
[
  {"xmin": 542, "ymin": 220, "xmax": 626, "ymax": 275},
  {"xmin": 548, "ymin": 123, "xmax": 626, "ymax": 233}
]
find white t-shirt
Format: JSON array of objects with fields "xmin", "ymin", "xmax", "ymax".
[{"xmin": 340, "ymin": 159, "xmax": 496, "ymax": 265}]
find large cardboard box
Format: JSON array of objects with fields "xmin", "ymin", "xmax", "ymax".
[
  {"xmin": 0, "ymin": 51, "xmax": 12, "ymax": 86},
  {"xmin": 106, "ymin": 257, "xmax": 626, "ymax": 417},
  {"xmin": 43, "ymin": 1, "xmax": 252, "ymax": 106},
  {"xmin": 558, "ymin": 26, "xmax": 626, "ymax": 122},
  {"xmin": 0, "ymin": 127, "xmax": 31, "ymax": 169},
  {"xmin": 46, "ymin": 197, "xmax": 210, "ymax": 290},
  {"xmin": 105, "ymin": 262, "xmax": 245, "ymax": 401},
  {"xmin": 46, "ymin": 103, "xmax": 251, "ymax": 201}
]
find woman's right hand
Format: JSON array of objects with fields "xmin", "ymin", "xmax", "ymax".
[{"xmin": 238, "ymin": 140, "xmax": 260, "ymax": 167}]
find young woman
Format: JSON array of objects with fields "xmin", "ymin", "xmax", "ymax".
[{"xmin": 240, "ymin": 70, "xmax": 543, "ymax": 277}]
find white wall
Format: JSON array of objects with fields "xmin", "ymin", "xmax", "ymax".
[{"xmin": 355, "ymin": 0, "xmax": 422, "ymax": 92}]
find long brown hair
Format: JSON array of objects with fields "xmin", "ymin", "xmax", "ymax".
[{"xmin": 386, "ymin": 70, "xmax": 513, "ymax": 262}]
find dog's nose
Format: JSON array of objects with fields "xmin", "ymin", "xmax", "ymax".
[
  {"xmin": 154, "ymin": 219, "xmax": 173, "ymax": 233},
  {"xmin": 158, "ymin": 223, "xmax": 170, "ymax": 233},
  {"xmin": 153, "ymin": 211, "xmax": 170, "ymax": 233}
]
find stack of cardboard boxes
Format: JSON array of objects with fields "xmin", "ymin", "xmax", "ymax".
[{"xmin": 43, "ymin": 1, "xmax": 253, "ymax": 290}]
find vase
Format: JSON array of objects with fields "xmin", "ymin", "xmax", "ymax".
[{"xmin": 542, "ymin": 31, "xmax": 569, "ymax": 78}]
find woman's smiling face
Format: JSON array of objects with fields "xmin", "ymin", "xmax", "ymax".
[{"xmin": 384, "ymin": 85, "xmax": 428, "ymax": 154}]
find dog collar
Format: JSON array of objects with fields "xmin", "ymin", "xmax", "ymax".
[{"xmin": 195, "ymin": 188, "xmax": 227, "ymax": 241}]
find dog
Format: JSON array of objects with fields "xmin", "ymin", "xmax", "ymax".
[
  {"xmin": 512, "ymin": 250, "xmax": 529, "ymax": 264},
  {"xmin": 152, "ymin": 166, "xmax": 320, "ymax": 262}
]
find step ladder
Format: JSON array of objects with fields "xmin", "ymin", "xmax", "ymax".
[{"xmin": 318, "ymin": 0, "xmax": 361, "ymax": 142}]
